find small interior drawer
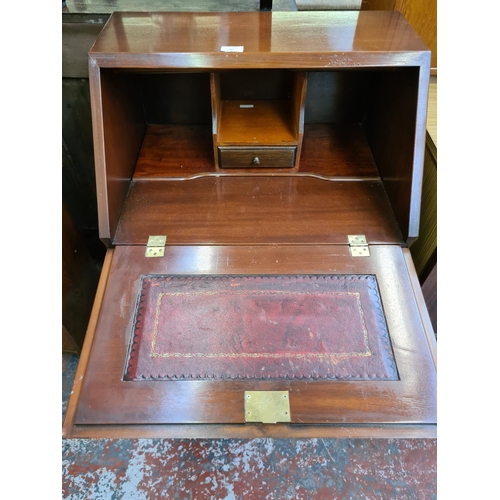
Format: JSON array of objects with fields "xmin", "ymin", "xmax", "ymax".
[{"xmin": 219, "ymin": 147, "xmax": 296, "ymax": 169}]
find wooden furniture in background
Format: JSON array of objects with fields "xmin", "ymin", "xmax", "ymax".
[
  {"xmin": 63, "ymin": 11, "xmax": 436, "ymax": 439},
  {"xmin": 399, "ymin": 0, "xmax": 437, "ymax": 73},
  {"xmin": 361, "ymin": 0, "xmax": 436, "ymax": 74},
  {"xmin": 62, "ymin": 204, "xmax": 100, "ymax": 351},
  {"xmin": 411, "ymin": 75, "xmax": 437, "ymax": 331}
]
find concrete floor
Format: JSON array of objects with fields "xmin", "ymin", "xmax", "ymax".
[{"xmin": 62, "ymin": 353, "xmax": 436, "ymax": 499}]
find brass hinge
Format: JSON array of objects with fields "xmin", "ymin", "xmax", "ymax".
[
  {"xmin": 244, "ymin": 391, "xmax": 291, "ymax": 424},
  {"xmin": 145, "ymin": 235, "xmax": 166, "ymax": 257},
  {"xmin": 348, "ymin": 234, "xmax": 370, "ymax": 257}
]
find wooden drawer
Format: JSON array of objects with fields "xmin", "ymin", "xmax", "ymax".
[{"xmin": 219, "ymin": 147, "xmax": 296, "ymax": 169}]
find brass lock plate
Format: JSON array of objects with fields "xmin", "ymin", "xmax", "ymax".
[{"xmin": 244, "ymin": 391, "xmax": 291, "ymax": 423}]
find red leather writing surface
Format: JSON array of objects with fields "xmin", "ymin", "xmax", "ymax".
[{"xmin": 125, "ymin": 275, "xmax": 397, "ymax": 381}]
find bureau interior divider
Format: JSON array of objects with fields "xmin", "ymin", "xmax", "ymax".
[{"xmin": 211, "ymin": 70, "xmax": 306, "ymax": 170}]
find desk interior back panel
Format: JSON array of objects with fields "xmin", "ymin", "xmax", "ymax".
[
  {"xmin": 140, "ymin": 72, "xmax": 213, "ymax": 125},
  {"xmin": 133, "ymin": 125, "xmax": 216, "ymax": 177}
]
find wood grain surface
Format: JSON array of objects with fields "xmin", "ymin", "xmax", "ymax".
[
  {"xmin": 299, "ymin": 124, "xmax": 379, "ymax": 177},
  {"xmin": 218, "ymin": 146, "xmax": 296, "ymax": 169},
  {"xmin": 364, "ymin": 66, "xmax": 429, "ymax": 243},
  {"xmin": 131, "ymin": 123, "xmax": 380, "ymax": 178},
  {"xmin": 63, "ymin": 249, "xmax": 115, "ymax": 438},
  {"xmin": 88, "ymin": 12, "xmax": 430, "ymax": 247},
  {"xmin": 400, "ymin": 0, "xmax": 437, "ymax": 72},
  {"xmin": 218, "ymin": 101, "xmax": 297, "ymax": 145},
  {"xmin": 133, "ymin": 125, "xmax": 214, "ymax": 177},
  {"xmin": 74, "ymin": 245, "xmax": 436, "ymax": 429},
  {"xmin": 113, "ymin": 178, "xmax": 403, "ymax": 245},
  {"xmin": 68, "ymin": 423, "xmax": 436, "ymax": 439},
  {"xmin": 361, "ymin": 0, "xmax": 396, "ymax": 9},
  {"xmin": 427, "ymin": 76, "xmax": 437, "ymax": 146},
  {"xmin": 403, "ymin": 248, "xmax": 436, "ymax": 363},
  {"xmin": 89, "ymin": 11, "xmax": 429, "ymax": 69},
  {"xmin": 89, "ymin": 67, "xmax": 146, "ymax": 246},
  {"xmin": 72, "ymin": 10, "xmax": 436, "ymax": 439}
]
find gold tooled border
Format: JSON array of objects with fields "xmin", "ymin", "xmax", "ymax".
[{"xmin": 150, "ymin": 290, "xmax": 371, "ymax": 360}]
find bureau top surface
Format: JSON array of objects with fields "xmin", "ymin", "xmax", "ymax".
[{"xmin": 90, "ymin": 11, "xmax": 429, "ymax": 68}]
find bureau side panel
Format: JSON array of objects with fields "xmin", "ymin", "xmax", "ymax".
[
  {"xmin": 364, "ymin": 64, "xmax": 429, "ymax": 243},
  {"xmin": 89, "ymin": 61, "xmax": 146, "ymax": 245}
]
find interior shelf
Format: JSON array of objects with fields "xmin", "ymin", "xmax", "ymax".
[
  {"xmin": 217, "ymin": 100, "xmax": 297, "ymax": 146},
  {"xmin": 133, "ymin": 123, "xmax": 380, "ymax": 178},
  {"xmin": 299, "ymin": 124, "xmax": 380, "ymax": 177},
  {"xmin": 134, "ymin": 124, "xmax": 214, "ymax": 177}
]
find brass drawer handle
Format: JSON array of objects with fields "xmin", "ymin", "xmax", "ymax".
[{"xmin": 252, "ymin": 157, "xmax": 260, "ymax": 165}]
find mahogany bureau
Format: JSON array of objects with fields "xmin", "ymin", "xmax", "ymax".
[{"xmin": 63, "ymin": 10, "xmax": 436, "ymax": 439}]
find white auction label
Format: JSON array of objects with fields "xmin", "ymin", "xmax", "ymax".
[{"xmin": 220, "ymin": 46, "xmax": 244, "ymax": 52}]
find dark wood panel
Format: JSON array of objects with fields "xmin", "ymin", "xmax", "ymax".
[
  {"xmin": 63, "ymin": 250, "xmax": 115, "ymax": 438},
  {"xmin": 74, "ymin": 245, "xmax": 436, "ymax": 426},
  {"xmin": 139, "ymin": 73, "xmax": 212, "ymax": 125},
  {"xmin": 299, "ymin": 124, "xmax": 379, "ymax": 177},
  {"xmin": 131, "ymin": 123, "xmax": 381, "ymax": 178},
  {"xmin": 400, "ymin": 0, "xmax": 437, "ymax": 72},
  {"xmin": 364, "ymin": 66, "xmax": 428, "ymax": 243},
  {"xmin": 402, "ymin": 249, "xmax": 436, "ymax": 358},
  {"xmin": 70, "ymin": 7, "xmax": 435, "ymax": 440},
  {"xmin": 89, "ymin": 11, "xmax": 429, "ymax": 69},
  {"xmin": 90, "ymin": 68, "xmax": 147, "ymax": 245},
  {"xmin": 360, "ymin": 0, "xmax": 437, "ymax": 73},
  {"xmin": 304, "ymin": 71, "xmax": 374, "ymax": 125},
  {"xmin": 219, "ymin": 146, "xmax": 296, "ymax": 169},
  {"xmin": 133, "ymin": 125, "xmax": 215, "ymax": 177},
  {"xmin": 210, "ymin": 72, "xmax": 221, "ymax": 169},
  {"xmin": 292, "ymin": 71, "xmax": 307, "ymax": 168},
  {"xmin": 361, "ymin": 0, "xmax": 396, "ymax": 9},
  {"xmin": 113, "ymin": 178, "xmax": 403, "ymax": 245},
  {"xmin": 218, "ymin": 100, "xmax": 297, "ymax": 145},
  {"xmin": 219, "ymin": 69, "xmax": 294, "ymax": 101}
]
